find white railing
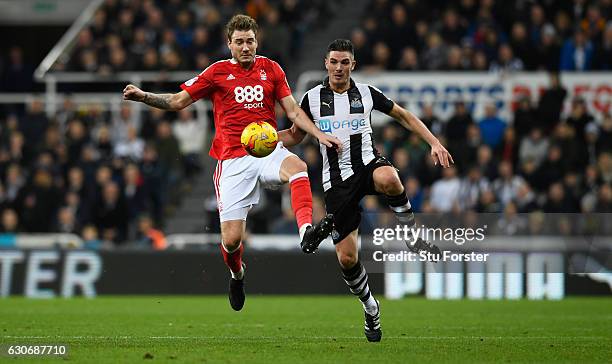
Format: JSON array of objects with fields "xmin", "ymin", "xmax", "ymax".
[
  {"xmin": 2, "ymin": 233, "xmax": 609, "ymax": 252},
  {"xmin": 34, "ymin": 0, "xmax": 105, "ymax": 80}
]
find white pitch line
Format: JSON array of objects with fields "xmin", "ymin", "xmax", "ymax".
[{"xmin": 2, "ymin": 335, "xmax": 610, "ymax": 340}]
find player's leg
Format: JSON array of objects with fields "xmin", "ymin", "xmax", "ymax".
[
  {"xmin": 220, "ymin": 219, "xmax": 247, "ymax": 311},
  {"xmin": 372, "ymin": 165, "xmax": 441, "ymax": 255},
  {"xmin": 261, "ymin": 145, "xmax": 333, "ymax": 251},
  {"xmin": 214, "ymin": 158, "xmax": 259, "ymax": 311},
  {"xmin": 335, "ymin": 230, "xmax": 382, "ymax": 342}
]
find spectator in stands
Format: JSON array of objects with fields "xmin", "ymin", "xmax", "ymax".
[
  {"xmin": 519, "ymin": 128, "xmax": 549, "ymax": 168},
  {"xmin": 140, "ymin": 144, "xmax": 163, "ymax": 225},
  {"xmin": 114, "ymin": 126, "xmax": 145, "ymax": 161},
  {"xmin": 350, "ymin": 28, "xmax": 372, "ymax": 67},
  {"xmin": 95, "ymin": 125, "xmax": 114, "ymax": 161},
  {"xmin": 565, "ymin": 97, "xmax": 594, "ymax": 142},
  {"xmin": 94, "ymin": 181, "xmax": 128, "ymax": 244},
  {"xmin": 421, "ymin": 32, "xmax": 447, "ymax": 70},
  {"xmin": 172, "ymin": 108, "xmax": 205, "ymax": 179},
  {"xmin": 509, "ymin": 22, "xmax": 533, "ymax": 69},
  {"xmin": 560, "ymin": 29, "xmax": 594, "ymax": 70},
  {"xmin": 123, "ymin": 162, "xmax": 145, "ymax": 230},
  {"xmin": 21, "ymin": 100, "xmax": 49, "ymax": 150},
  {"xmin": 537, "ymin": 145, "xmax": 566, "ymax": 188},
  {"xmin": 155, "ymin": 121, "xmax": 182, "ymax": 204},
  {"xmin": 489, "ymin": 43, "xmax": 524, "ymax": 73},
  {"xmin": 457, "ymin": 165, "xmax": 490, "ymax": 210},
  {"xmin": 429, "ymin": 166, "xmax": 461, "ymax": 212},
  {"xmin": 476, "ymin": 189, "xmax": 502, "ymax": 213},
  {"xmin": 445, "ymin": 101, "xmax": 473, "ymax": 159},
  {"xmin": 405, "ymin": 176, "xmax": 424, "ymax": 213},
  {"xmin": 492, "ymin": 160, "xmax": 525, "ymax": 206},
  {"xmin": 478, "ymin": 103, "xmax": 506, "ymax": 149},
  {"xmin": 598, "ymin": 152, "xmax": 612, "ymax": 184},
  {"xmin": 537, "ymin": 73, "xmax": 567, "ymax": 131},
  {"xmin": 544, "ymin": 182, "xmax": 575, "ymax": 213},
  {"xmin": 81, "ymin": 224, "xmax": 103, "ymax": 249},
  {"xmin": 55, "ymin": 206, "xmax": 80, "ymax": 234},
  {"xmin": 595, "ymin": 183, "xmax": 612, "ymax": 213},
  {"xmin": 1, "ymin": 46, "xmax": 34, "ymax": 92},
  {"xmin": 515, "ymin": 183, "xmax": 538, "ymax": 213},
  {"xmin": 534, "ymin": 24, "xmax": 561, "ymax": 71},
  {"xmin": 111, "ymin": 104, "xmax": 140, "ymax": 144},
  {"xmin": 0, "ymin": 208, "xmax": 19, "ymax": 233},
  {"xmin": 593, "ymin": 22, "xmax": 612, "ymax": 69},
  {"xmin": 598, "ymin": 113, "xmax": 612, "ymax": 153},
  {"xmin": 476, "ymin": 144, "xmax": 498, "ymax": 181},
  {"xmin": 137, "ymin": 214, "xmax": 167, "ymax": 250},
  {"xmin": 396, "ymin": 47, "xmax": 420, "ymax": 71},
  {"xmin": 259, "ymin": 8, "xmax": 290, "ymax": 68},
  {"xmin": 4, "ymin": 163, "xmax": 25, "ymax": 208},
  {"xmin": 513, "ymin": 96, "xmax": 538, "ymax": 140},
  {"xmin": 17, "ymin": 168, "xmax": 61, "ymax": 232}
]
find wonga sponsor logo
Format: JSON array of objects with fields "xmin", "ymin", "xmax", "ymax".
[{"xmin": 319, "ymin": 118, "xmax": 367, "ymax": 132}]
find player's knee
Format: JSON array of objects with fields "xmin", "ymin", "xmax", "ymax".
[
  {"xmin": 377, "ymin": 171, "xmax": 403, "ymax": 195},
  {"xmin": 222, "ymin": 237, "xmax": 242, "ymax": 251},
  {"xmin": 339, "ymin": 252, "xmax": 358, "ymax": 270}
]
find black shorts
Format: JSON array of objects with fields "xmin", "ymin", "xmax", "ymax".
[{"xmin": 324, "ymin": 156, "xmax": 395, "ymax": 244}]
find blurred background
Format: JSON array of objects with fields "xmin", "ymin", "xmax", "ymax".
[{"xmin": 0, "ymin": 0, "xmax": 610, "ymax": 299}]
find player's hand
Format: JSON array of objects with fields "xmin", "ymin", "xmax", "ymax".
[
  {"xmin": 318, "ymin": 133, "xmax": 343, "ymax": 150},
  {"xmin": 123, "ymin": 84, "xmax": 146, "ymax": 102},
  {"xmin": 431, "ymin": 142, "xmax": 454, "ymax": 168}
]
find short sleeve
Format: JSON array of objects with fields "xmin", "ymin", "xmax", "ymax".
[
  {"xmin": 369, "ymin": 86, "xmax": 394, "ymax": 114},
  {"xmin": 180, "ymin": 65, "xmax": 216, "ymax": 101},
  {"xmin": 300, "ymin": 93, "xmax": 314, "ymax": 121},
  {"xmin": 272, "ymin": 61, "xmax": 292, "ymax": 101}
]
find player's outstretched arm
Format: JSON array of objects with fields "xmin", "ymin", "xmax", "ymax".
[
  {"xmin": 279, "ymin": 95, "xmax": 342, "ymax": 150},
  {"xmin": 123, "ymin": 84, "xmax": 194, "ymax": 111},
  {"xmin": 278, "ymin": 124, "xmax": 307, "ymax": 147},
  {"xmin": 388, "ymin": 103, "xmax": 454, "ymax": 168}
]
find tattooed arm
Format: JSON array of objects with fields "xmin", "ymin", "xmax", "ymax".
[{"xmin": 123, "ymin": 84, "xmax": 193, "ymax": 111}]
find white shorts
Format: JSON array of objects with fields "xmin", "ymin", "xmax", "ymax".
[{"xmin": 213, "ymin": 142, "xmax": 296, "ymax": 222}]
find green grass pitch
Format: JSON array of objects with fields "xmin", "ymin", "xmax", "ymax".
[{"xmin": 0, "ymin": 296, "xmax": 610, "ymax": 363}]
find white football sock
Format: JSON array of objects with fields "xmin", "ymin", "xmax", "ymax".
[{"xmin": 363, "ymin": 295, "xmax": 378, "ymax": 315}]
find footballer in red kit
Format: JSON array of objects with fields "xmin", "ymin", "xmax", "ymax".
[
  {"xmin": 123, "ymin": 14, "xmax": 341, "ymax": 311},
  {"xmin": 180, "ymin": 55, "xmax": 291, "ymax": 160}
]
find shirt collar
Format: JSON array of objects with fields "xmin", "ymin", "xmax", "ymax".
[{"xmin": 322, "ymin": 76, "xmax": 356, "ymax": 91}]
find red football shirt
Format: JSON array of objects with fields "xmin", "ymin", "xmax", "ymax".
[{"xmin": 180, "ymin": 56, "xmax": 292, "ymax": 160}]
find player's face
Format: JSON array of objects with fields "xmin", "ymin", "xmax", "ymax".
[
  {"xmin": 325, "ymin": 51, "xmax": 355, "ymax": 89},
  {"xmin": 228, "ymin": 30, "xmax": 258, "ymax": 67}
]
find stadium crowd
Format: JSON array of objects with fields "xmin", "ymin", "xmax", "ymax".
[
  {"xmin": 354, "ymin": 0, "xmax": 612, "ymax": 71},
  {"xmin": 51, "ymin": 0, "xmax": 330, "ymax": 75},
  {"xmin": 0, "ymin": 99, "xmax": 206, "ymax": 248},
  {"xmin": 266, "ymin": 76, "xmax": 612, "ymax": 236},
  {"xmin": 1, "ymin": 0, "xmax": 611, "ymax": 246}
]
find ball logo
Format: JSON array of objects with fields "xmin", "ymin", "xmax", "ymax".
[{"xmin": 234, "ymin": 85, "xmax": 264, "ymax": 103}]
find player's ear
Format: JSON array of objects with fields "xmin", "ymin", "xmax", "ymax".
[{"xmin": 351, "ymin": 60, "xmax": 356, "ymax": 71}]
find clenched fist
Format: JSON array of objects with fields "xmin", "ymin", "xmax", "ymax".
[{"xmin": 123, "ymin": 84, "xmax": 146, "ymax": 102}]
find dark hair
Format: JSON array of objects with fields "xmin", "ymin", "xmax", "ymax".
[
  {"xmin": 327, "ymin": 39, "xmax": 354, "ymax": 56},
  {"xmin": 226, "ymin": 14, "xmax": 258, "ymax": 40}
]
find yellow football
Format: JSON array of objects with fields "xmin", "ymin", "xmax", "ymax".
[{"xmin": 240, "ymin": 121, "xmax": 278, "ymax": 158}]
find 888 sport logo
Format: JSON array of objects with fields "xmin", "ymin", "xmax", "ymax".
[{"xmin": 234, "ymin": 85, "xmax": 264, "ymax": 109}]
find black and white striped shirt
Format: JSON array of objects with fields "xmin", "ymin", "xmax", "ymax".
[{"xmin": 300, "ymin": 78, "xmax": 394, "ymax": 191}]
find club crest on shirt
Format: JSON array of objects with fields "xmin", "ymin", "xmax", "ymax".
[
  {"xmin": 260, "ymin": 69, "xmax": 267, "ymax": 80},
  {"xmin": 350, "ymin": 98, "xmax": 363, "ymax": 108}
]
